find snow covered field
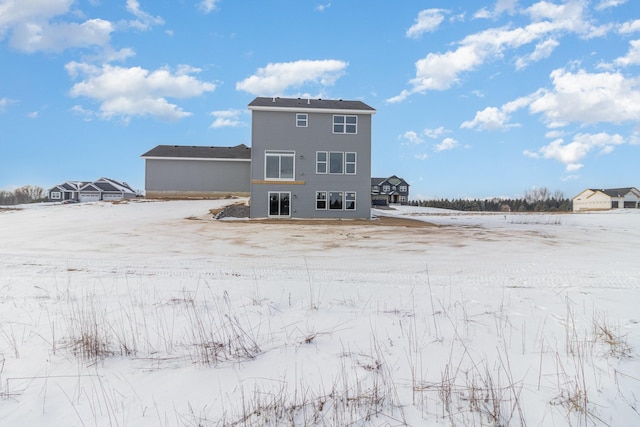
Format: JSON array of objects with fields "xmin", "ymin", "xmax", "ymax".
[{"xmin": 0, "ymin": 199, "xmax": 639, "ymax": 426}]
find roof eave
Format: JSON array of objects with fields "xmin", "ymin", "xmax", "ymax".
[
  {"xmin": 141, "ymin": 156, "xmax": 251, "ymax": 162},
  {"xmin": 248, "ymin": 105, "xmax": 376, "ymax": 115}
]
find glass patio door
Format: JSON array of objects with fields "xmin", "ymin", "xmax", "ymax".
[{"xmin": 268, "ymin": 192, "xmax": 291, "ymax": 217}]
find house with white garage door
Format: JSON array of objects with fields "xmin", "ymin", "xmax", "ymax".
[
  {"xmin": 572, "ymin": 187, "xmax": 640, "ymax": 211},
  {"xmin": 141, "ymin": 144, "xmax": 251, "ymax": 199},
  {"xmin": 48, "ymin": 178, "xmax": 138, "ymax": 202}
]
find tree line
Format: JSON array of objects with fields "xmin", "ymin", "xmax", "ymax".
[
  {"xmin": 0, "ymin": 185, "xmax": 47, "ymax": 205},
  {"xmin": 410, "ymin": 188, "xmax": 572, "ymax": 212}
]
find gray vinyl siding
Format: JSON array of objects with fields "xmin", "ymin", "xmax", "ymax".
[
  {"xmin": 250, "ymin": 110, "xmax": 372, "ymax": 218},
  {"xmin": 145, "ymin": 159, "xmax": 250, "ymax": 197}
]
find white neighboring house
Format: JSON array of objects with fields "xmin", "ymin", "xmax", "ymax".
[
  {"xmin": 48, "ymin": 178, "xmax": 138, "ymax": 202},
  {"xmin": 572, "ymin": 187, "xmax": 640, "ymax": 212}
]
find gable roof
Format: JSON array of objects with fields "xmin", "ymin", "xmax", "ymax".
[
  {"xmin": 590, "ymin": 187, "xmax": 638, "ymax": 198},
  {"xmin": 371, "ymin": 176, "xmax": 409, "ymax": 186},
  {"xmin": 248, "ymin": 97, "xmax": 375, "ymax": 114},
  {"xmin": 141, "ymin": 144, "xmax": 251, "ymax": 160}
]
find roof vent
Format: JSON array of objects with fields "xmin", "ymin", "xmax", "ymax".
[
  {"xmin": 307, "ymin": 98, "xmax": 310, "ymax": 104},
  {"xmin": 272, "ymin": 96, "xmax": 276, "ymax": 102}
]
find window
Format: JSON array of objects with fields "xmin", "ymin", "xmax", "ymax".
[
  {"xmin": 265, "ymin": 151, "xmax": 294, "ymax": 180},
  {"xmin": 382, "ymin": 185, "xmax": 390, "ymax": 192},
  {"xmin": 329, "ymin": 152, "xmax": 344, "ymax": 174},
  {"xmin": 316, "ymin": 191, "xmax": 327, "ymax": 210},
  {"xmin": 296, "ymin": 113, "xmax": 308, "ymax": 127},
  {"xmin": 329, "ymin": 192, "xmax": 343, "ymax": 210},
  {"xmin": 333, "ymin": 115, "xmax": 357, "ymax": 134},
  {"xmin": 399, "ymin": 195, "xmax": 407, "ymax": 203},
  {"xmin": 372, "ymin": 185, "xmax": 379, "ymax": 194},
  {"xmin": 345, "ymin": 192, "xmax": 356, "ymax": 210},
  {"xmin": 50, "ymin": 191, "xmax": 61, "ymax": 199},
  {"xmin": 399, "ymin": 185, "xmax": 407, "ymax": 193},
  {"xmin": 268, "ymin": 192, "xmax": 290, "ymax": 217},
  {"xmin": 345, "ymin": 152, "xmax": 356, "ymax": 174},
  {"xmin": 320, "ymin": 151, "xmax": 357, "ymax": 175},
  {"xmin": 316, "ymin": 151, "xmax": 327, "ymax": 174}
]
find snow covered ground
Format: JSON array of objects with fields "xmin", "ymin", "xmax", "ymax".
[{"xmin": 0, "ymin": 199, "xmax": 638, "ymax": 426}]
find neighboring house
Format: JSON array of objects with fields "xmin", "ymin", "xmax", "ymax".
[
  {"xmin": 572, "ymin": 187, "xmax": 640, "ymax": 212},
  {"xmin": 48, "ymin": 178, "xmax": 137, "ymax": 202},
  {"xmin": 141, "ymin": 144, "xmax": 251, "ymax": 199},
  {"xmin": 248, "ymin": 97, "xmax": 376, "ymax": 218},
  {"xmin": 371, "ymin": 175, "xmax": 410, "ymax": 206}
]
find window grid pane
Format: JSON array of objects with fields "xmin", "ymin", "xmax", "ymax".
[
  {"xmin": 329, "ymin": 152, "xmax": 344, "ymax": 174},
  {"xmin": 329, "ymin": 192, "xmax": 343, "ymax": 210}
]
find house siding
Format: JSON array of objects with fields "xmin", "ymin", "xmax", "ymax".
[
  {"xmin": 572, "ymin": 188, "xmax": 640, "ymax": 211},
  {"xmin": 249, "ymin": 107, "xmax": 372, "ymax": 218},
  {"xmin": 145, "ymin": 158, "xmax": 250, "ymax": 198}
]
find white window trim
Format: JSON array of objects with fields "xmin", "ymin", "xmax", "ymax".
[
  {"xmin": 345, "ymin": 191, "xmax": 356, "ymax": 210},
  {"xmin": 268, "ymin": 191, "xmax": 291, "ymax": 218},
  {"xmin": 345, "ymin": 152, "xmax": 356, "ymax": 175},
  {"xmin": 296, "ymin": 113, "xmax": 308, "ymax": 127},
  {"xmin": 332, "ymin": 115, "xmax": 358, "ymax": 134},
  {"xmin": 399, "ymin": 185, "xmax": 407, "ymax": 192},
  {"xmin": 328, "ymin": 191, "xmax": 344, "ymax": 210},
  {"xmin": 382, "ymin": 185, "xmax": 390, "ymax": 192},
  {"xmin": 316, "ymin": 191, "xmax": 327, "ymax": 210},
  {"xmin": 264, "ymin": 150, "xmax": 295, "ymax": 181},
  {"xmin": 329, "ymin": 151, "xmax": 344, "ymax": 174},
  {"xmin": 316, "ymin": 151, "xmax": 328, "ymax": 174},
  {"xmin": 50, "ymin": 191, "xmax": 61, "ymax": 199}
]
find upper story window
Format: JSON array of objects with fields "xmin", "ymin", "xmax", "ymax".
[
  {"xmin": 399, "ymin": 185, "xmax": 407, "ymax": 193},
  {"xmin": 372, "ymin": 185, "xmax": 379, "ymax": 194},
  {"xmin": 317, "ymin": 151, "xmax": 357, "ymax": 175},
  {"xmin": 329, "ymin": 152, "xmax": 344, "ymax": 174},
  {"xmin": 265, "ymin": 150, "xmax": 295, "ymax": 180},
  {"xmin": 345, "ymin": 152, "xmax": 356, "ymax": 174},
  {"xmin": 296, "ymin": 113, "xmax": 308, "ymax": 127},
  {"xmin": 333, "ymin": 115, "xmax": 357, "ymax": 134},
  {"xmin": 382, "ymin": 185, "xmax": 390, "ymax": 192},
  {"xmin": 316, "ymin": 151, "xmax": 327, "ymax": 174}
]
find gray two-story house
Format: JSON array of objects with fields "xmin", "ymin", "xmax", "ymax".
[{"xmin": 248, "ymin": 97, "xmax": 376, "ymax": 219}]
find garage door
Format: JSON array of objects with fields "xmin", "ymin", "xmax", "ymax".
[
  {"xmin": 79, "ymin": 193, "xmax": 100, "ymax": 202},
  {"xmin": 102, "ymin": 193, "xmax": 122, "ymax": 201}
]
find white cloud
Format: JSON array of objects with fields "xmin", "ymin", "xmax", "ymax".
[
  {"xmin": 389, "ymin": 0, "xmax": 601, "ymax": 102},
  {"xmin": 66, "ymin": 62, "xmax": 216, "ymax": 122},
  {"xmin": 414, "ymin": 153, "xmax": 429, "ymax": 160},
  {"xmin": 461, "ymin": 106, "xmax": 512, "ymax": 130},
  {"xmin": 474, "ymin": 0, "xmax": 516, "ymax": 19},
  {"xmin": 0, "ymin": 97, "xmax": 17, "ymax": 111},
  {"xmin": 566, "ymin": 163, "xmax": 584, "ymax": 172},
  {"xmin": 423, "ymin": 126, "xmax": 447, "ymax": 139},
  {"xmin": 461, "ymin": 93, "xmax": 537, "ymax": 130},
  {"xmin": 531, "ymin": 132, "xmax": 625, "ymax": 169},
  {"xmin": 236, "ymin": 59, "xmax": 348, "ymax": 96},
  {"xmin": 529, "ymin": 68, "xmax": 640, "ymax": 127},
  {"xmin": 124, "ymin": 0, "xmax": 164, "ymax": 31},
  {"xmin": 26, "ymin": 111, "xmax": 38, "ymax": 119},
  {"xmin": 209, "ymin": 109, "xmax": 244, "ymax": 129},
  {"xmin": 198, "ymin": 0, "xmax": 220, "ymax": 14},
  {"xmin": 619, "ymin": 19, "xmax": 640, "ymax": 34},
  {"xmin": 596, "ymin": 0, "xmax": 627, "ymax": 11},
  {"xmin": 10, "ymin": 18, "xmax": 113, "ymax": 53},
  {"xmin": 406, "ymin": 9, "xmax": 447, "ymax": 39},
  {"xmin": 0, "ymin": 0, "xmax": 114, "ymax": 52},
  {"xmin": 435, "ymin": 137, "xmax": 459, "ymax": 151},
  {"xmin": 515, "ymin": 38, "xmax": 559, "ymax": 70},
  {"xmin": 614, "ymin": 39, "xmax": 640, "ymax": 67},
  {"xmin": 315, "ymin": 3, "xmax": 331, "ymax": 12},
  {"xmin": 400, "ymin": 131, "xmax": 424, "ymax": 145}
]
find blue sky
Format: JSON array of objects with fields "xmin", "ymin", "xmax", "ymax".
[{"xmin": 1, "ymin": 0, "xmax": 639, "ymax": 199}]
